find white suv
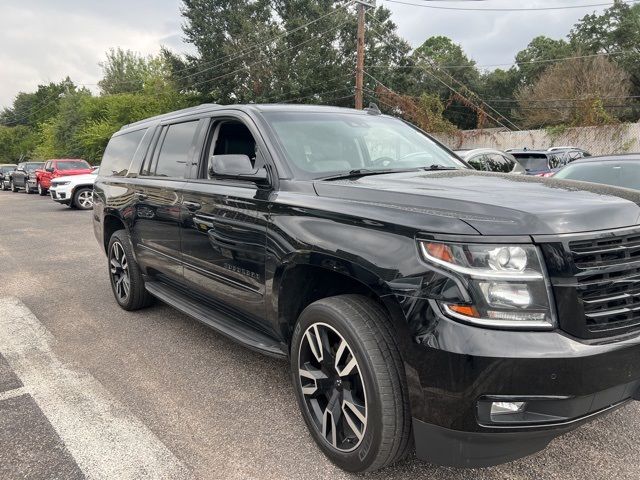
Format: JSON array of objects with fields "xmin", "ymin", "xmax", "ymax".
[{"xmin": 50, "ymin": 171, "xmax": 97, "ymax": 210}]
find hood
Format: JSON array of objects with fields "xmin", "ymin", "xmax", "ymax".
[
  {"xmin": 313, "ymin": 170, "xmax": 640, "ymax": 235},
  {"xmin": 53, "ymin": 173, "xmax": 96, "ymax": 184}
]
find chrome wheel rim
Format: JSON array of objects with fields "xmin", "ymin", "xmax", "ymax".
[
  {"xmin": 298, "ymin": 322, "xmax": 367, "ymax": 452},
  {"xmin": 109, "ymin": 241, "xmax": 130, "ymax": 301},
  {"xmin": 78, "ymin": 190, "xmax": 93, "ymax": 209},
  {"xmin": 38, "ymin": 183, "xmax": 42, "ymax": 194}
]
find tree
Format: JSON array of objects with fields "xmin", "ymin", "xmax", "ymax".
[
  {"xmin": 569, "ymin": 1, "xmax": 640, "ymax": 97},
  {"xmin": 516, "ymin": 55, "xmax": 631, "ymax": 128},
  {"xmin": 0, "ymin": 78, "xmax": 77, "ymax": 127},
  {"xmin": 479, "ymin": 67, "xmax": 521, "ymax": 126},
  {"xmin": 515, "ymin": 36, "xmax": 573, "ymax": 85},
  {"xmin": 98, "ymin": 48, "xmax": 165, "ymax": 95}
]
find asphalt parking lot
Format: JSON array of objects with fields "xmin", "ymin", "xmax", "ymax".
[{"xmin": 1, "ymin": 191, "xmax": 640, "ymax": 480}]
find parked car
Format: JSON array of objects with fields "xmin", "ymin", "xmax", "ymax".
[
  {"xmin": 553, "ymin": 154, "xmax": 640, "ymax": 189},
  {"xmin": 0, "ymin": 164, "xmax": 17, "ymax": 191},
  {"xmin": 548, "ymin": 146, "xmax": 591, "ymax": 156},
  {"xmin": 9, "ymin": 161, "xmax": 44, "ymax": 193},
  {"xmin": 35, "ymin": 158, "xmax": 93, "ymax": 195},
  {"xmin": 49, "ymin": 170, "xmax": 98, "ymax": 209},
  {"xmin": 94, "ymin": 104, "xmax": 640, "ymax": 473},
  {"xmin": 454, "ymin": 148, "xmax": 525, "ymax": 174}
]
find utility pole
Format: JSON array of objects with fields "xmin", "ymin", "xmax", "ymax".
[{"xmin": 355, "ymin": 0, "xmax": 375, "ymax": 110}]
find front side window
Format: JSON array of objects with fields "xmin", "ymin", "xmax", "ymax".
[
  {"xmin": 152, "ymin": 121, "xmax": 199, "ymax": 178},
  {"xmin": 263, "ymin": 112, "xmax": 464, "ymax": 179},
  {"xmin": 101, "ymin": 129, "xmax": 146, "ymax": 177}
]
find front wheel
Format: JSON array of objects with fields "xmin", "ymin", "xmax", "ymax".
[
  {"xmin": 24, "ymin": 183, "xmax": 31, "ymax": 194},
  {"xmin": 37, "ymin": 182, "xmax": 47, "ymax": 196},
  {"xmin": 107, "ymin": 229, "xmax": 153, "ymax": 311},
  {"xmin": 73, "ymin": 187, "xmax": 94, "ymax": 210},
  {"xmin": 291, "ymin": 295, "xmax": 411, "ymax": 473},
  {"xmin": 10, "ymin": 180, "xmax": 17, "ymax": 193}
]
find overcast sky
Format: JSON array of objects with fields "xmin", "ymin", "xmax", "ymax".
[{"xmin": 0, "ymin": 0, "xmax": 616, "ymax": 109}]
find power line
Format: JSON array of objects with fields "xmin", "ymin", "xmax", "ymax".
[
  {"xmin": 382, "ymin": 0, "xmax": 638, "ymax": 11},
  {"xmin": 366, "ymin": 13, "xmax": 520, "ymax": 130},
  {"xmin": 366, "ymin": 50, "xmax": 630, "ymax": 71}
]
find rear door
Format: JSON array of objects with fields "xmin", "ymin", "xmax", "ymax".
[
  {"xmin": 180, "ymin": 112, "xmax": 272, "ymax": 329},
  {"xmin": 131, "ymin": 119, "xmax": 206, "ymax": 284}
]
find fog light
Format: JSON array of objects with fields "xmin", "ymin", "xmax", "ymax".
[{"xmin": 491, "ymin": 401, "xmax": 526, "ymax": 415}]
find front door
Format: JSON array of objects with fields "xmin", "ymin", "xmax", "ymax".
[{"xmin": 180, "ymin": 115, "xmax": 271, "ymax": 329}]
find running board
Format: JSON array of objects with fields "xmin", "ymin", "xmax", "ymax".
[{"xmin": 145, "ymin": 281, "xmax": 287, "ymax": 359}]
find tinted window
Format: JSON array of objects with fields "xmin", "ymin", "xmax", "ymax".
[
  {"xmin": 101, "ymin": 129, "xmax": 146, "ymax": 177},
  {"xmin": 467, "ymin": 155, "xmax": 488, "ymax": 171},
  {"xmin": 151, "ymin": 121, "xmax": 199, "ymax": 178},
  {"xmin": 511, "ymin": 154, "xmax": 549, "ymax": 171},
  {"xmin": 57, "ymin": 160, "xmax": 90, "ymax": 170},
  {"xmin": 486, "ymin": 154, "xmax": 514, "ymax": 173},
  {"xmin": 554, "ymin": 162, "xmax": 640, "ymax": 190}
]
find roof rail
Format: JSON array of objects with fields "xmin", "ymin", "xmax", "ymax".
[{"xmin": 120, "ymin": 103, "xmax": 219, "ymax": 130}]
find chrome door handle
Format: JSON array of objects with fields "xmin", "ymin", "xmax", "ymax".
[{"xmin": 134, "ymin": 192, "xmax": 148, "ymax": 200}]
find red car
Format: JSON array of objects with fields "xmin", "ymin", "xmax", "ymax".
[{"xmin": 36, "ymin": 159, "xmax": 93, "ymax": 195}]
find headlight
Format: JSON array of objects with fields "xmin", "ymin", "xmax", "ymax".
[
  {"xmin": 53, "ymin": 181, "xmax": 71, "ymax": 186},
  {"xmin": 420, "ymin": 241, "xmax": 555, "ymax": 329}
]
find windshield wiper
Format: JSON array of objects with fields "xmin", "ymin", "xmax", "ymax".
[
  {"xmin": 424, "ymin": 164, "xmax": 460, "ymax": 171},
  {"xmin": 320, "ymin": 169, "xmax": 400, "ymax": 181}
]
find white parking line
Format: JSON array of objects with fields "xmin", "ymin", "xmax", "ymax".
[{"xmin": 0, "ymin": 296, "xmax": 192, "ymax": 480}]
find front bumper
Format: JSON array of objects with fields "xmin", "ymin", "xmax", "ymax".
[
  {"xmin": 50, "ymin": 185, "xmax": 72, "ymax": 204},
  {"xmin": 399, "ymin": 300, "xmax": 640, "ymax": 467}
]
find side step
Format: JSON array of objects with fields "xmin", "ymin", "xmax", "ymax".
[{"xmin": 145, "ymin": 281, "xmax": 287, "ymax": 359}]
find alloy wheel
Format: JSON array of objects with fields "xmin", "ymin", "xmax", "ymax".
[
  {"xmin": 77, "ymin": 190, "xmax": 93, "ymax": 209},
  {"xmin": 109, "ymin": 241, "xmax": 130, "ymax": 301},
  {"xmin": 38, "ymin": 183, "xmax": 42, "ymax": 195},
  {"xmin": 298, "ymin": 322, "xmax": 367, "ymax": 453}
]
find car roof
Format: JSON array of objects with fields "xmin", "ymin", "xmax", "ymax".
[
  {"xmin": 456, "ymin": 148, "xmax": 510, "ymax": 157},
  {"xmin": 569, "ymin": 153, "xmax": 640, "ymax": 164},
  {"xmin": 121, "ymin": 103, "xmax": 380, "ymax": 131},
  {"xmin": 0, "ymin": 163, "xmax": 17, "ymax": 166}
]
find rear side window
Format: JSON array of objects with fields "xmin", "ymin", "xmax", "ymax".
[
  {"xmin": 150, "ymin": 121, "xmax": 199, "ymax": 178},
  {"xmin": 101, "ymin": 129, "xmax": 146, "ymax": 177},
  {"xmin": 486, "ymin": 154, "xmax": 515, "ymax": 173}
]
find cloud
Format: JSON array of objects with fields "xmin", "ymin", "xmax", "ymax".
[{"xmin": 0, "ymin": 0, "xmax": 614, "ymax": 108}]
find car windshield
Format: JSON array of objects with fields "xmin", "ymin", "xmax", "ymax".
[
  {"xmin": 57, "ymin": 160, "xmax": 89, "ymax": 170},
  {"xmin": 554, "ymin": 161, "xmax": 640, "ymax": 190},
  {"xmin": 26, "ymin": 163, "xmax": 43, "ymax": 172},
  {"xmin": 1, "ymin": 166, "xmax": 15, "ymax": 173},
  {"xmin": 511, "ymin": 154, "xmax": 549, "ymax": 171},
  {"xmin": 263, "ymin": 112, "xmax": 465, "ymax": 179}
]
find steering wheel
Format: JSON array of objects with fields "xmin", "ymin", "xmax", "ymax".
[{"xmin": 370, "ymin": 156, "xmax": 395, "ymax": 168}]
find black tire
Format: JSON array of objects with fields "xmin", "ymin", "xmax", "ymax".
[
  {"xmin": 0, "ymin": 181, "xmax": 6, "ymax": 191},
  {"xmin": 107, "ymin": 229, "xmax": 154, "ymax": 311},
  {"xmin": 73, "ymin": 187, "xmax": 94, "ymax": 210},
  {"xmin": 290, "ymin": 295, "xmax": 411, "ymax": 473},
  {"xmin": 24, "ymin": 183, "xmax": 32, "ymax": 194},
  {"xmin": 37, "ymin": 182, "xmax": 47, "ymax": 196},
  {"xmin": 10, "ymin": 180, "xmax": 17, "ymax": 193}
]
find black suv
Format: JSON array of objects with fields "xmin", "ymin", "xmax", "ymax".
[
  {"xmin": 93, "ymin": 104, "xmax": 640, "ymax": 472},
  {"xmin": 0, "ymin": 164, "xmax": 17, "ymax": 190}
]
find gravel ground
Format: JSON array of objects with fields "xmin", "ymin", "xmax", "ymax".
[{"xmin": 0, "ymin": 191, "xmax": 639, "ymax": 480}]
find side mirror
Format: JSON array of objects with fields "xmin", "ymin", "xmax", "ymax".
[
  {"xmin": 46, "ymin": 167, "xmax": 54, "ymax": 173},
  {"xmin": 208, "ymin": 154, "xmax": 268, "ymax": 183}
]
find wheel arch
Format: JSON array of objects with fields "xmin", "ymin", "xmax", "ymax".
[{"xmin": 272, "ymin": 252, "xmax": 410, "ymax": 347}]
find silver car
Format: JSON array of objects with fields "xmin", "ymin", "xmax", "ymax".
[{"xmin": 455, "ymin": 148, "xmax": 526, "ymax": 174}]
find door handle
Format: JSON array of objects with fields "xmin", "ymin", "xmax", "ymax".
[
  {"xmin": 183, "ymin": 201, "xmax": 202, "ymax": 212},
  {"xmin": 134, "ymin": 192, "xmax": 148, "ymax": 201}
]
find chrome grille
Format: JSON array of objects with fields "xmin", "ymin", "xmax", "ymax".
[{"xmin": 570, "ymin": 233, "xmax": 640, "ymax": 334}]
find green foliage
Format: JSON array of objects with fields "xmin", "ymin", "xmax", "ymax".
[{"xmin": 515, "ymin": 36, "xmax": 573, "ymax": 84}]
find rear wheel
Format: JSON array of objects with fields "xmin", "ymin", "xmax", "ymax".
[
  {"xmin": 73, "ymin": 187, "xmax": 94, "ymax": 210},
  {"xmin": 24, "ymin": 183, "xmax": 31, "ymax": 194},
  {"xmin": 107, "ymin": 229, "xmax": 153, "ymax": 311},
  {"xmin": 291, "ymin": 295, "xmax": 411, "ymax": 473},
  {"xmin": 10, "ymin": 180, "xmax": 17, "ymax": 193}
]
